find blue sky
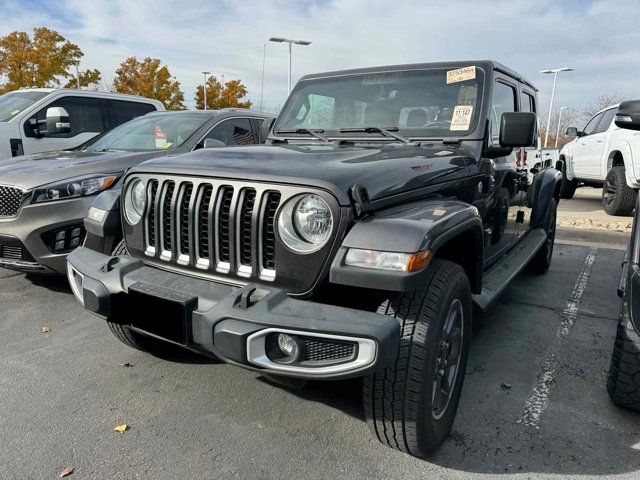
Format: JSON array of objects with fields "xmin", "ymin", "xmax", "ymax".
[{"xmin": 0, "ymin": 0, "xmax": 638, "ymax": 122}]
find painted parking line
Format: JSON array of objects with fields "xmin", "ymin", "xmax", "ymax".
[{"xmin": 518, "ymin": 248, "xmax": 598, "ymax": 428}]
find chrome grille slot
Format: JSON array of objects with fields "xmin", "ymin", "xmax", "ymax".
[
  {"xmin": 237, "ymin": 188, "xmax": 256, "ymax": 276},
  {"xmin": 177, "ymin": 182, "xmax": 193, "ymax": 265},
  {"xmin": 216, "ymin": 187, "xmax": 234, "ymax": 267},
  {"xmin": 159, "ymin": 181, "xmax": 175, "ymax": 260},
  {"xmin": 195, "ymin": 184, "xmax": 213, "ymax": 269},
  {"xmin": 145, "ymin": 180, "xmax": 158, "ymax": 255},
  {"xmin": 259, "ymin": 191, "xmax": 281, "ymax": 278}
]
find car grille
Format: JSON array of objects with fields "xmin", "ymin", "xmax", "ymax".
[
  {"xmin": 143, "ymin": 178, "xmax": 283, "ymax": 280},
  {"xmin": 0, "ymin": 238, "xmax": 35, "ymax": 262},
  {"xmin": 300, "ymin": 337, "xmax": 357, "ymax": 363},
  {"xmin": 0, "ymin": 186, "xmax": 24, "ymax": 217}
]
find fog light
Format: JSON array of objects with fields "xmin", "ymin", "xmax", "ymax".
[
  {"xmin": 277, "ymin": 334, "xmax": 299, "ymax": 358},
  {"xmin": 55, "ymin": 230, "xmax": 66, "ymax": 241},
  {"xmin": 54, "ymin": 240, "xmax": 65, "ymax": 251}
]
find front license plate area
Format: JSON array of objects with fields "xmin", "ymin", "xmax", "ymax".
[{"xmin": 111, "ymin": 282, "xmax": 197, "ymax": 345}]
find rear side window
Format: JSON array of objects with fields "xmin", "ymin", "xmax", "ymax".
[
  {"xmin": 29, "ymin": 96, "xmax": 105, "ymax": 138},
  {"xmin": 203, "ymin": 118, "xmax": 256, "ymax": 145},
  {"xmin": 594, "ymin": 108, "xmax": 616, "ymax": 134},
  {"xmin": 490, "ymin": 81, "xmax": 517, "ymax": 142},
  {"xmin": 113, "ymin": 100, "xmax": 157, "ymax": 124}
]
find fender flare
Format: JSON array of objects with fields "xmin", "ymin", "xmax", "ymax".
[
  {"xmin": 607, "ymin": 139, "xmax": 637, "ymax": 187},
  {"xmin": 83, "ymin": 188, "xmax": 122, "ymax": 254},
  {"xmin": 329, "ymin": 198, "xmax": 484, "ymax": 293},
  {"xmin": 530, "ymin": 167, "xmax": 561, "ymax": 227}
]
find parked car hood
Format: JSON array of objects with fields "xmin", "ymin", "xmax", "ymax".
[
  {"xmin": 131, "ymin": 143, "xmax": 476, "ymax": 205},
  {"xmin": 0, "ymin": 149, "xmax": 167, "ymax": 190}
]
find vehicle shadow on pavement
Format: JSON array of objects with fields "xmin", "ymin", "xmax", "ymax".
[{"xmin": 25, "ymin": 273, "xmax": 72, "ymax": 294}]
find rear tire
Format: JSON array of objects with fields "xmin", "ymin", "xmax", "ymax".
[
  {"xmin": 559, "ymin": 161, "xmax": 577, "ymax": 200},
  {"xmin": 363, "ymin": 259, "xmax": 472, "ymax": 457},
  {"xmin": 607, "ymin": 302, "xmax": 640, "ymax": 411},
  {"xmin": 528, "ymin": 198, "xmax": 557, "ymax": 274},
  {"xmin": 602, "ymin": 166, "xmax": 637, "ymax": 216}
]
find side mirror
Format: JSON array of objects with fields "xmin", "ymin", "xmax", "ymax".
[
  {"xmin": 44, "ymin": 107, "xmax": 71, "ymax": 136},
  {"xmin": 203, "ymin": 138, "xmax": 226, "ymax": 148},
  {"xmin": 565, "ymin": 127, "xmax": 578, "ymax": 136},
  {"xmin": 499, "ymin": 112, "xmax": 537, "ymax": 148},
  {"xmin": 259, "ymin": 117, "xmax": 276, "ymax": 143},
  {"xmin": 615, "ymin": 100, "xmax": 640, "ymax": 131}
]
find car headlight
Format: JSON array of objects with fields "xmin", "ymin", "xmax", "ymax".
[
  {"xmin": 32, "ymin": 174, "xmax": 119, "ymax": 203},
  {"xmin": 278, "ymin": 194, "xmax": 333, "ymax": 253},
  {"xmin": 123, "ymin": 178, "xmax": 146, "ymax": 225}
]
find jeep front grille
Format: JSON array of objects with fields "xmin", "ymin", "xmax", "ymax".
[
  {"xmin": 0, "ymin": 186, "xmax": 24, "ymax": 217},
  {"xmin": 143, "ymin": 178, "xmax": 283, "ymax": 280}
]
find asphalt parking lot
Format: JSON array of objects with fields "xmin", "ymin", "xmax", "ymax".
[{"xmin": 1, "ymin": 239, "xmax": 638, "ymax": 479}]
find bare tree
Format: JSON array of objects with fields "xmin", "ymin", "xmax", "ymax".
[
  {"xmin": 539, "ymin": 107, "xmax": 579, "ymax": 150},
  {"xmin": 580, "ymin": 94, "xmax": 632, "ymax": 123}
]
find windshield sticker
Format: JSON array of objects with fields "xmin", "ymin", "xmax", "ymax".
[
  {"xmin": 10, "ymin": 109, "xmax": 19, "ymax": 116},
  {"xmin": 154, "ymin": 125, "xmax": 170, "ymax": 149},
  {"xmin": 450, "ymin": 105, "xmax": 474, "ymax": 131},
  {"xmin": 361, "ymin": 73, "xmax": 402, "ymax": 85},
  {"xmin": 446, "ymin": 66, "xmax": 476, "ymax": 84}
]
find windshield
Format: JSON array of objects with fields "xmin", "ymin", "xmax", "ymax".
[
  {"xmin": 275, "ymin": 67, "xmax": 484, "ymax": 139},
  {"xmin": 0, "ymin": 90, "xmax": 49, "ymax": 122},
  {"xmin": 86, "ymin": 113, "xmax": 209, "ymax": 151}
]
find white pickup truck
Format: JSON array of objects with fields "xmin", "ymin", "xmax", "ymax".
[{"xmin": 559, "ymin": 103, "xmax": 640, "ymax": 215}]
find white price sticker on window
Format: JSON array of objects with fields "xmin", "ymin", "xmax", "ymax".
[
  {"xmin": 450, "ymin": 105, "xmax": 474, "ymax": 131},
  {"xmin": 446, "ymin": 66, "xmax": 476, "ymax": 84}
]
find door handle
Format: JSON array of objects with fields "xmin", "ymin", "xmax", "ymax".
[{"xmin": 597, "ymin": 139, "xmax": 603, "ymax": 143}]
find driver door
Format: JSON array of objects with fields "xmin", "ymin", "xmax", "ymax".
[{"xmin": 571, "ymin": 111, "xmax": 604, "ymax": 179}]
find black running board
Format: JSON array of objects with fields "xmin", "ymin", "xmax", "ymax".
[{"xmin": 473, "ymin": 229, "xmax": 547, "ymax": 311}]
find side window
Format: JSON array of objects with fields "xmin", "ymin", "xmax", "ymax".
[
  {"xmin": 114, "ymin": 101, "xmax": 157, "ymax": 124},
  {"xmin": 490, "ymin": 81, "xmax": 517, "ymax": 142},
  {"xmin": 204, "ymin": 118, "xmax": 256, "ymax": 146},
  {"xmin": 582, "ymin": 112, "xmax": 604, "ymax": 136},
  {"xmin": 521, "ymin": 92, "xmax": 536, "ymax": 113},
  {"xmin": 594, "ymin": 108, "xmax": 616, "ymax": 134},
  {"xmin": 29, "ymin": 96, "xmax": 105, "ymax": 138}
]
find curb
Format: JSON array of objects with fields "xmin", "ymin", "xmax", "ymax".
[{"xmin": 555, "ymin": 227, "xmax": 629, "ymax": 251}]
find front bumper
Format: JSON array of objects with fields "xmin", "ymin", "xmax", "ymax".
[
  {"xmin": 67, "ymin": 246, "xmax": 400, "ymax": 380},
  {"xmin": 0, "ymin": 196, "xmax": 92, "ymax": 274}
]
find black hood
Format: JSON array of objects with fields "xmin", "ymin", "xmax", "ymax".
[
  {"xmin": 129, "ymin": 143, "xmax": 477, "ymax": 205},
  {"xmin": 0, "ymin": 149, "xmax": 167, "ymax": 190}
]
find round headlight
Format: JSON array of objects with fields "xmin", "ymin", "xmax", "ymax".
[
  {"xmin": 278, "ymin": 194, "xmax": 333, "ymax": 253},
  {"xmin": 124, "ymin": 179, "xmax": 146, "ymax": 225}
]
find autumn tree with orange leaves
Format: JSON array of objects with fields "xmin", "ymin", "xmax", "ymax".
[
  {"xmin": 113, "ymin": 57, "xmax": 185, "ymax": 110},
  {"xmin": 195, "ymin": 76, "xmax": 252, "ymax": 110},
  {"xmin": 0, "ymin": 27, "xmax": 100, "ymax": 93}
]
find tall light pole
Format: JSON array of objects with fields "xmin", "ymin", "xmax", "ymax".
[
  {"xmin": 73, "ymin": 60, "xmax": 80, "ymax": 89},
  {"xmin": 540, "ymin": 67, "xmax": 574, "ymax": 148},
  {"xmin": 269, "ymin": 37, "xmax": 311, "ymax": 93},
  {"xmin": 202, "ymin": 71, "xmax": 210, "ymax": 110},
  {"xmin": 260, "ymin": 43, "xmax": 266, "ymax": 113},
  {"xmin": 554, "ymin": 107, "xmax": 570, "ymax": 149}
]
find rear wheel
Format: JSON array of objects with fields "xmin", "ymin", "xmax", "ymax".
[
  {"xmin": 528, "ymin": 198, "xmax": 557, "ymax": 274},
  {"xmin": 607, "ymin": 302, "xmax": 640, "ymax": 411},
  {"xmin": 602, "ymin": 166, "xmax": 637, "ymax": 216},
  {"xmin": 559, "ymin": 160, "xmax": 577, "ymax": 200},
  {"xmin": 363, "ymin": 259, "xmax": 472, "ymax": 457}
]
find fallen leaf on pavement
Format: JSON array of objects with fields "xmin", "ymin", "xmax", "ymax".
[
  {"xmin": 59, "ymin": 466, "xmax": 74, "ymax": 477},
  {"xmin": 41, "ymin": 327, "xmax": 50, "ymax": 333},
  {"xmin": 114, "ymin": 424, "xmax": 128, "ymax": 433}
]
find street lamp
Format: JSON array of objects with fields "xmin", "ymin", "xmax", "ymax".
[
  {"xmin": 260, "ymin": 43, "xmax": 266, "ymax": 113},
  {"xmin": 202, "ymin": 71, "xmax": 210, "ymax": 110},
  {"xmin": 540, "ymin": 67, "xmax": 574, "ymax": 148},
  {"xmin": 269, "ymin": 37, "xmax": 311, "ymax": 93},
  {"xmin": 554, "ymin": 107, "xmax": 570, "ymax": 149}
]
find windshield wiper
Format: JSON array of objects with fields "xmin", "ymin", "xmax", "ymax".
[
  {"xmin": 339, "ymin": 126, "xmax": 411, "ymax": 144},
  {"xmin": 275, "ymin": 128, "xmax": 330, "ymax": 143}
]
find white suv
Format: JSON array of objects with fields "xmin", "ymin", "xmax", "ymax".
[
  {"xmin": 560, "ymin": 103, "xmax": 639, "ymax": 215},
  {"xmin": 0, "ymin": 88, "xmax": 164, "ymax": 159}
]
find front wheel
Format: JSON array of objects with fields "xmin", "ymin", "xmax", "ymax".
[
  {"xmin": 363, "ymin": 259, "xmax": 472, "ymax": 457},
  {"xmin": 603, "ymin": 166, "xmax": 637, "ymax": 216},
  {"xmin": 528, "ymin": 198, "xmax": 557, "ymax": 274},
  {"xmin": 559, "ymin": 160, "xmax": 577, "ymax": 199},
  {"xmin": 607, "ymin": 302, "xmax": 640, "ymax": 411}
]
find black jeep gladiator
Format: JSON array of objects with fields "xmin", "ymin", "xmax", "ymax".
[{"xmin": 67, "ymin": 60, "xmax": 561, "ymax": 458}]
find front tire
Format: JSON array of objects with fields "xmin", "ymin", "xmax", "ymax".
[
  {"xmin": 603, "ymin": 166, "xmax": 637, "ymax": 216},
  {"xmin": 363, "ymin": 259, "xmax": 472, "ymax": 457},
  {"xmin": 559, "ymin": 160, "xmax": 577, "ymax": 200},
  {"xmin": 528, "ymin": 198, "xmax": 557, "ymax": 274},
  {"xmin": 607, "ymin": 302, "xmax": 640, "ymax": 411}
]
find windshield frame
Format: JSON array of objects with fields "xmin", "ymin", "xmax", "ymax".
[{"xmin": 272, "ymin": 65, "xmax": 488, "ymax": 142}]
